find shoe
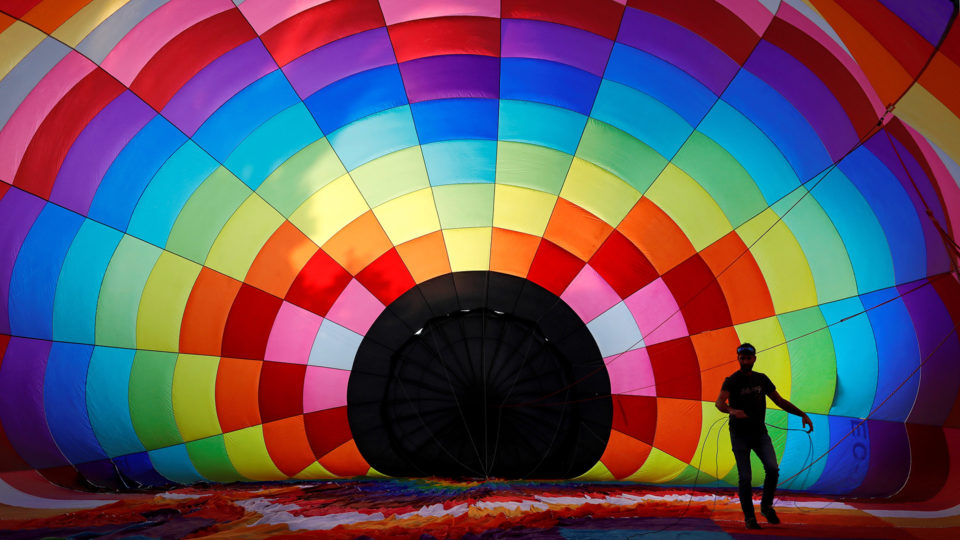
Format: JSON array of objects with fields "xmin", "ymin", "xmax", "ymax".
[
  {"xmin": 745, "ymin": 517, "xmax": 762, "ymax": 530},
  {"xmin": 760, "ymin": 505, "xmax": 780, "ymax": 524}
]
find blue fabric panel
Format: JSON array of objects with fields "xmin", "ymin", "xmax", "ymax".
[
  {"xmin": 75, "ymin": 459, "xmax": 125, "ymax": 490},
  {"xmin": 224, "ymin": 103, "xmax": 322, "ymax": 190},
  {"xmin": 820, "ymin": 297, "xmax": 877, "ymax": 418},
  {"xmin": 44, "ymin": 342, "xmax": 106, "ymax": 464},
  {"xmin": 808, "ymin": 415, "xmax": 871, "ymax": 494},
  {"xmin": 86, "ymin": 346, "xmax": 145, "ymax": 457},
  {"xmin": 327, "ymin": 106, "xmax": 419, "ymax": 170},
  {"xmin": 591, "ymin": 79, "xmax": 691, "ymax": 159},
  {"xmin": 308, "ymin": 319, "xmax": 363, "ymax": 370},
  {"xmin": 860, "ymin": 288, "xmax": 919, "ymax": 421},
  {"xmin": 126, "ymin": 142, "xmax": 219, "ymax": 248},
  {"xmin": 411, "ymin": 98, "xmax": 498, "ymax": 144},
  {"xmin": 149, "ymin": 444, "xmax": 205, "ymax": 484},
  {"xmin": 53, "ymin": 220, "xmax": 122, "ymax": 343},
  {"xmin": 811, "ymin": 170, "xmax": 895, "ymax": 293},
  {"xmin": 723, "ymin": 71, "xmax": 832, "ymax": 181},
  {"xmin": 423, "ymin": 140, "xmax": 497, "ymax": 186},
  {"xmin": 500, "ymin": 58, "xmax": 601, "ymax": 116},
  {"xmin": 604, "ymin": 43, "xmax": 715, "ymax": 127},
  {"xmin": 88, "ymin": 116, "xmax": 184, "ymax": 231},
  {"xmin": 114, "ymin": 451, "xmax": 171, "ymax": 488},
  {"xmin": 8, "ymin": 203, "xmax": 83, "ymax": 340},
  {"xmin": 304, "ymin": 65, "xmax": 408, "ymax": 134},
  {"xmin": 192, "ymin": 70, "xmax": 299, "ymax": 162},
  {"xmin": 778, "ymin": 412, "xmax": 829, "ymax": 491},
  {"xmin": 498, "ymin": 99, "xmax": 586, "ymax": 155},
  {"xmin": 586, "ymin": 302, "xmax": 644, "ymax": 357}
]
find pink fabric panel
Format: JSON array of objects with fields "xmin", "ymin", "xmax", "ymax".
[
  {"xmin": 264, "ymin": 302, "xmax": 324, "ymax": 364},
  {"xmin": 605, "ymin": 348, "xmax": 655, "ymax": 397},
  {"xmin": 624, "ymin": 278, "xmax": 688, "ymax": 346},
  {"xmin": 909, "ymin": 125, "xmax": 960, "ymax": 244},
  {"xmin": 0, "ymin": 52, "xmax": 93, "ymax": 180},
  {"xmin": 324, "ymin": 279, "xmax": 384, "ymax": 335},
  {"xmin": 303, "ymin": 365, "xmax": 351, "ymax": 413},
  {"xmin": 238, "ymin": 0, "xmax": 330, "ymax": 35},
  {"xmin": 561, "ymin": 264, "xmax": 621, "ymax": 323},
  {"xmin": 715, "ymin": 0, "xmax": 774, "ymax": 35},
  {"xmin": 379, "ymin": 0, "xmax": 499, "ymax": 25}
]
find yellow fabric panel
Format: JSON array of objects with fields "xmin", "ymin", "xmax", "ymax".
[
  {"xmin": 257, "ymin": 137, "xmax": 347, "ymax": 216},
  {"xmin": 644, "ymin": 164, "xmax": 732, "ymax": 251},
  {"xmin": 560, "ymin": 158, "xmax": 640, "ymax": 226},
  {"xmin": 372, "ymin": 187, "xmax": 441, "ymax": 245},
  {"xmin": 690, "ymin": 403, "xmax": 736, "ymax": 481},
  {"xmin": 136, "ymin": 252, "xmax": 201, "ymax": 352},
  {"xmin": 289, "ymin": 174, "xmax": 369, "ymax": 246},
  {"xmin": 0, "ymin": 21, "xmax": 45, "ymax": 80},
  {"xmin": 293, "ymin": 461, "xmax": 340, "ymax": 480},
  {"xmin": 172, "ymin": 354, "xmax": 222, "ymax": 442},
  {"xmin": 574, "ymin": 460, "xmax": 616, "ymax": 481},
  {"xmin": 625, "ymin": 446, "xmax": 687, "ymax": 483},
  {"xmin": 444, "ymin": 227, "xmax": 492, "ymax": 272},
  {"xmin": 897, "ymin": 84, "xmax": 960, "ymax": 165},
  {"xmin": 734, "ymin": 316, "xmax": 791, "ymax": 405},
  {"xmin": 492, "ymin": 184, "xmax": 557, "ymax": 236},
  {"xmin": 736, "ymin": 209, "xmax": 818, "ymax": 313},
  {"xmin": 349, "ymin": 146, "xmax": 430, "ymax": 207},
  {"xmin": 205, "ymin": 194, "xmax": 285, "ymax": 281},
  {"xmin": 223, "ymin": 425, "xmax": 287, "ymax": 481},
  {"xmin": 51, "ymin": 0, "xmax": 127, "ymax": 47}
]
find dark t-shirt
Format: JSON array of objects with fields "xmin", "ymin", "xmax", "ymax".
[{"xmin": 721, "ymin": 370, "xmax": 776, "ymax": 436}]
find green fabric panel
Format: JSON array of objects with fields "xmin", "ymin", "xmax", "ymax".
[
  {"xmin": 166, "ymin": 167, "xmax": 251, "ymax": 264},
  {"xmin": 256, "ymin": 138, "xmax": 347, "ymax": 216},
  {"xmin": 95, "ymin": 236, "xmax": 161, "ymax": 348},
  {"xmin": 495, "ymin": 141, "xmax": 571, "ymax": 194},
  {"xmin": 186, "ymin": 435, "xmax": 246, "ymax": 483},
  {"xmin": 350, "ymin": 146, "xmax": 429, "ymax": 207},
  {"xmin": 128, "ymin": 350, "xmax": 182, "ymax": 450},
  {"xmin": 433, "ymin": 184, "xmax": 495, "ymax": 229},
  {"xmin": 672, "ymin": 132, "xmax": 767, "ymax": 228},
  {"xmin": 671, "ymin": 464, "xmax": 720, "ymax": 486},
  {"xmin": 777, "ymin": 308, "xmax": 837, "ymax": 415},
  {"xmin": 575, "ymin": 119, "xmax": 666, "ymax": 194}
]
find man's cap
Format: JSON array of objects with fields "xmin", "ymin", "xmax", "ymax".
[{"xmin": 737, "ymin": 343, "xmax": 756, "ymax": 356}]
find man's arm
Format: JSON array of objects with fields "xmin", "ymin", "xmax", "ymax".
[
  {"xmin": 715, "ymin": 390, "xmax": 747, "ymax": 419},
  {"xmin": 769, "ymin": 390, "xmax": 814, "ymax": 431}
]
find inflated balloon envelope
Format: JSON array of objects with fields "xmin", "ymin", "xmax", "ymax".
[{"xmin": 0, "ymin": 0, "xmax": 959, "ymax": 508}]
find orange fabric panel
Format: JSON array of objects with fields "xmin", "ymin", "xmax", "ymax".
[
  {"xmin": 319, "ymin": 439, "xmax": 370, "ymax": 477},
  {"xmin": 23, "ymin": 0, "xmax": 90, "ymax": 33},
  {"xmin": 395, "ymin": 230, "xmax": 451, "ymax": 283},
  {"xmin": 245, "ymin": 221, "xmax": 318, "ymax": 298},
  {"xmin": 699, "ymin": 232, "xmax": 775, "ymax": 325},
  {"xmin": 542, "ymin": 198, "xmax": 613, "ymax": 261},
  {"xmin": 652, "ymin": 397, "xmax": 701, "ymax": 464},
  {"xmin": 919, "ymin": 53, "xmax": 960, "ymax": 117},
  {"xmin": 216, "ymin": 357, "xmax": 262, "ymax": 433},
  {"xmin": 322, "ymin": 211, "xmax": 393, "ymax": 275},
  {"xmin": 262, "ymin": 415, "xmax": 318, "ymax": 477},
  {"xmin": 489, "ymin": 227, "xmax": 539, "ymax": 278},
  {"xmin": 690, "ymin": 327, "xmax": 742, "ymax": 402},
  {"xmin": 0, "ymin": 13, "xmax": 16, "ymax": 32},
  {"xmin": 600, "ymin": 430, "xmax": 651, "ymax": 480},
  {"xmin": 618, "ymin": 198, "xmax": 695, "ymax": 274},
  {"xmin": 180, "ymin": 267, "xmax": 243, "ymax": 356}
]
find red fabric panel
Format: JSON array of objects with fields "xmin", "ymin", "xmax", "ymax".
[
  {"xmin": 0, "ymin": 1, "xmax": 41, "ymax": 18},
  {"xmin": 662, "ymin": 254, "xmax": 732, "ymax": 335},
  {"xmin": 940, "ymin": 15, "xmax": 960, "ymax": 66},
  {"xmin": 503, "ymin": 0, "xmax": 625, "ymax": 40},
  {"xmin": 891, "ymin": 424, "xmax": 949, "ymax": 502},
  {"xmin": 14, "ymin": 69, "xmax": 124, "ymax": 199},
  {"xmin": 933, "ymin": 275, "xmax": 960, "ymax": 428},
  {"xmin": 258, "ymin": 362, "xmax": 306, "ymax": 423},
  {"xmin": 836, "ymin": 0, "xmax": 932, "ymax": 75},
  {"xmin": 628, "ymin": 0, "xmax": 758, "ymax": 64},
  {"xmin": 0, "ymin": 183, "xmax": 10, "ymax": 200},
  {"xmin": 611, "ymin": 395, "xmax": 656, "ymax": 444},
  {"xmin": 647, "ymin": 337, "xmax": 700, "ymax": 400},
  {"xmin": 285, "ymin": 249, "xmax": 353, "ymax": 317},
  {"xmin": 389, "ymin": 16, "xmax": 500, "ymax": 63},
  {"xmin": 131, "ymin": 10, "xmax": 256, "ymax": 110},
  {"xmin": 526, "ymin": 239, "xmax": 586, "ymax": 296},
  {"xmin": 261, "ymin": 0, "xmax": 385, "ymax": 66},
  {"xmin": 766, "ymin": 17, "xmax": 879, "ymax": 137},
  {"xmin": 221, "ymin": 284, "xmax": 283, "ymax": 360},
  {"xmin": 35, "ymin": 465, "xmax": 89, "ymax": 491},
  {"xmin": 355, "ymin": 248, "xmax": 415, "ymax": 305},
  {"xmin": 304, "ymin": 406, "xmax": 353, "ymax": 458},
  {"xmin": 589, "ymin": 230, "xmax": 658, "ymax": 298}
]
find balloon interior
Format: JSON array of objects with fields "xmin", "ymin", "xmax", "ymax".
[{"xmin": 1, "ymin": 0, "xmax": 960, "ymax": 536}]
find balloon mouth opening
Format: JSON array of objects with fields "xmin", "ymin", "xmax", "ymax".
[{"xmin": 347, "ymin": 271, "xmax": 613, "ymax": 480}]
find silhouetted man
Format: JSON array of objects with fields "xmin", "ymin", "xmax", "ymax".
[{"xmin": 715, "ymin": 342, "xmax": 813, "ymax": 529}]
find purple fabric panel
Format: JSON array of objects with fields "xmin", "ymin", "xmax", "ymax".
[
  {"xmin": 879, "ymin": 0, "xmax": 954, "ymax": 45},
  {"xmin": 849, "ymin": 419, "xmax": 909, "ymax": 497},
  {"xmin": 49, "ymin": 91, "xmax": 154, "ymax": 214},
  {"xmin": 617, "ymin": 9, "xmax": 738, "ymax": 95},
  {"xmin": 900, "ymin": 280, "xmax": 960, "ymax": 425},
  {"xmin": 162, "ymin": 39, "xmax": 277, "ymax": 136},
  {"xmin": 400, "ymin": 55, "xmax": 499, "ymax": 103},
  {"xmin": 283, "ymin": 28, "xmax": 396, "ymax": 99},
  {"xmin": 502, "ymin": 19, "xmax": 613, "ymax": 77},
  {"xmin": 0, "ymin": 338, "xmax": 68, "ymax": 468},
  {"xmin": 745, "ymin": 41, "xmax": 857, "ymax": 162},
  {"xmin": 0, "ymin": 189, "xmax": 44, "ymax": 335}
]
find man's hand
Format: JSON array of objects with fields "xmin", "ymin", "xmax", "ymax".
[
  {"xmin": 802, "ymin": 414, "xmax": 814, "ymax": 432},
  {"xmin": 730, "ymin": 409, "xmax": 748, "ymax": 419}
]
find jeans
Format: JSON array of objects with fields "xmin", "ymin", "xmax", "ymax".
[{"xmin": 730, "ymin": 430, "xmax": 779, "ymax": 519}]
